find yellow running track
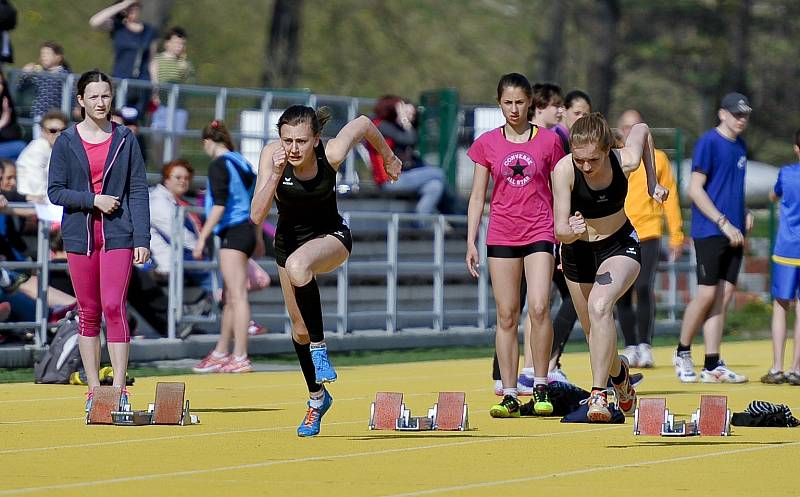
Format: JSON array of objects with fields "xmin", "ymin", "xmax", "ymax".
[{"xmin": 1, "ymin": 340, "xmax": 799, "ymax": 497}]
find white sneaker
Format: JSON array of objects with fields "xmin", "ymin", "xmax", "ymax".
[
  {"xmin": 622, "ymin": 345, "xmax": 640, "ymax": 368},
  {"xmin": 637, "ymin": 343, "xmax": 654, "ymax": 368},
  {"xmin": 673, "ymin": 351, "xmax": 698, "ymax": 383},
  {"xmin": 547, "ymin": 368, "xmax": 569, "ymax": 384},
  {"xmin": 700, "ymin": 360, "xmax": 748, "ymax": 383}
]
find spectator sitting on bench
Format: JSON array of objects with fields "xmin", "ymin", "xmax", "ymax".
[
  {"xmin": 367, "ymin": 95, "xmax": 464, "ymax": 225},
  {"xmin": 149, "ymin": 158, "xmax": 212, "ymax": 292}
]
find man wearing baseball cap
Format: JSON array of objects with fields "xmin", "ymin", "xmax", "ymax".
[{"xmin": 673, "ymin": 92, "xmax": 753, "ymax": 384}]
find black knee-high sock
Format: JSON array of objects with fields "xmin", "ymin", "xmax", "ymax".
[
  {"xmin": 294, "ymin": 279, "xmax": 324, "ymax": 343},
  {"xmin": 293, "ymin": 338, "xmax": 321, "ymax": 393},
  {"xmin": 492, "ymin": 352, "xmax": 501, "ymax": 381}
]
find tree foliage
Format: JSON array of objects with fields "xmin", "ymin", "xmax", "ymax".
[{"xmin": 11, "ymin": 0, "xmax": 800, "ymax": 164}]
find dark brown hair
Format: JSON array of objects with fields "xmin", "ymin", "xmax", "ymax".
[
  {"xmin": 76, "ymin": 69, "xmax": 113, "ymax": 119},
  {"xmin": 277, "ymin": 105, "xmax": 332, "ymax": 136},
  {"xmin": 532, "ymin": 83, "xmax": 563, "ymax": 109},
  {"xmin": 202, "ymin": 119, "xmax": 235, "ymax": 151},
  {"xmin": 496, "ymin": 73, "xmax": 532, "ymax": 101}
]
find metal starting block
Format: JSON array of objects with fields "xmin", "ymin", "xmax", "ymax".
[
  {"xmin": 369, "ymin": 391, "xmax": 468, "ymax": 431},
  {"xmin": 98, "ymin": 382, "xmax": 197, "ymax": 426},
  {"xmin": 86, "ymin": 386, "xmax": 122, "ymax": 425},
  {"xmin": 693, "ymin": 395, "xmax": 731, "ymax": 436},
  {"xmin": 634, "ymin": 395, "xmax": 730, "ymax": 437}
]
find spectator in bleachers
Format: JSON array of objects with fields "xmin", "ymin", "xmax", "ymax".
[
  {"xmin": 90, "ymin": 0, "xmax": 157, "ymax": 114},
  {"xmin": 368, "ymin": 95, "xmax": 463, "ymax": 224},
  {"xmin": 110, "ymin": 106, "xmax": 147, "ymax": 164},
  {"xmin": 0, "ymin": 159, "xmax": 27, "ymax": 261},
  {"xmin": 18, "ymin": 41, "xmax": 70, "ymax": 135},
  {"xmin": 192, "ymin": 120, "xmax": 261, "ymax": 373},
  {"xmin": 0, "ymin": 0, "xmax": 16, "ymax": 65},
  {"xmin": 149, "ymin": 26, "xmax": 193, "ymax": 163},
  {"xmin": 15, "ymin": 110, "xmax": 67, "ymax": 201},
  {"xmin": 0, "ymin": 70, "xmax": 25, "ymax": 160},
  {"xmin": 149, "ymin": 159, "xmax": 211, "ymax": 290}
]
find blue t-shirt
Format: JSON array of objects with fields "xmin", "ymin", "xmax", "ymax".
[
  {"xmin": 111, "ymin": 19, "xmax": 157, "ymax": 80},
  {"xmin": 774, "ymin": 163, "xmax": 800, "ymax": 262},
  {"xmin": 690, "ymin": 129, "xmax": 747, "ymax": 239}
]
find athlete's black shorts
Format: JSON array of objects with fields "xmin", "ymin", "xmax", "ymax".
[
  {"xmin": 487, "ymin": 240, "xmax": 556, "ymax": 259},
  {"xmin": 274, "ymin": 223, "xmax": 353, "ymax": 268},
  {"xmin": 561, "ymin": 220, "xmax": 641, "ymax": 283},
  {"xmin": 693, "ymin": 236, "xmax": 743, "ymax": 285},
  {"xmin": 219, "ymin": 221, "xmax": 257, "ymax": 257}
]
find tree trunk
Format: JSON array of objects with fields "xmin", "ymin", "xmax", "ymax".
[
  {"xmin": 720, "ymin": 0, "xmax": 751, "ymax": 96},
  {"xmin": 140, "ymin": 0, "xmax": 175, "ymax": 35},
  {"xmin": 585, "ymin": 0, "xmax": 620, "ymax": 115},
  {"xmin": 537, "ymin": 1, "xmax": 568, "ymax": 83},
  {"xmin": 262, "ymin": 0, "xmax": 303, "ymax": 89}
]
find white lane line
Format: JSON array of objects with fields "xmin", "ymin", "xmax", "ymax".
[
  {"xmin": 0, "ymin": 425, "xmax": 622, "ymax": 495},
  {"xmin": 378, "ymin": 440, "xmax": 800, "ymax": 497}
]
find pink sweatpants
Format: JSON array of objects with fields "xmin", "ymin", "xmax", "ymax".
[{"xmin": 66, "ymin": 218, "xmax": 134, "ymax": 343}]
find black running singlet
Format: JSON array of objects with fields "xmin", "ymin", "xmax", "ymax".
[
  {"xmin": 571, "ymin": 149, "xmax": 627, "ymax": 219},
  {"xmin": 275, "ymin": 142, "xmax": 345, "ymax": 241}
]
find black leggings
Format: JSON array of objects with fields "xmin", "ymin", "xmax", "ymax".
[{"xmin": 616, "ymin": 238, "xmax": 660, "ymax": 346}]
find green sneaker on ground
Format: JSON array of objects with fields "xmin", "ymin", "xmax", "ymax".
[
  {"xmin": 533, "ymin": 384, "xmax": 554, "ymax": 416},
  {"xmin": 490, "ymin": 394, "xmax": 521, "ymax": 418}
]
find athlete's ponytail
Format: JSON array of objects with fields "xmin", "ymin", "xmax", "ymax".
[
  {"xmin": 569, "ymin": 112, "xmax": 615, "ymax": 152},
  {"xmin": 278, "ymin": 105, "xmax": 332, "ymax": 136}
]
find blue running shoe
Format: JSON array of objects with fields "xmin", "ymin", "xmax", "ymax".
[
  {"xmin": 297, "ymin": 388, "xmax": 333, "ymax": 437},
  {"xmin": 310, "ymin": 345, "xmax": 338, "ymax": 383}
]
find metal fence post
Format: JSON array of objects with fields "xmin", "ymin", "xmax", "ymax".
[
  {"xmin": 337, "ymin": 213, "xmax": 350, "ymax": 334},
  {"xmin": 36, "ymin": 219, "xmax": 50, "ymax": 345},
  {"xmin": 215, "ymin": 87, "xmax": 227, "ymax": 121},
  {"xmin": 433, "ymin": 215, "xmax": 445, "ymax": 331},
  {"xmin": 478, "ymin": 218, "xmax": 489, "ymax": 330},
  {"xmin": 116, "ymin": 79, "xmax": 128, "ymax": 110},
  {"xmin": 61, "ymin": 73, "xmax": 75, "ymax": 117},
  {"xmin": 164, "ymin": 84, "xmax": 180, "ymax": 162},
  {"xmin": 386, "ymin": 214, "xmax": 399, "ymax": 333}
]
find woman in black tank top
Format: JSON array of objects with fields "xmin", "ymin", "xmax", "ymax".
[
  {"xmin": 551, "ymin": 113, "xmax": 668, "ymax": 423},
  {"xmin": 250, "ymin": 105, "xmax": 401, "ymax": 437}
]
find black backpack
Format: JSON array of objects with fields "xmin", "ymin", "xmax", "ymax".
[{"xmin": 34, "ymin": 313, "xmax": 82, "ymax": 384}]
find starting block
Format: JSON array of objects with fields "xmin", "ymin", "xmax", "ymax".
[
  {"xmin": 692, "ymin": 395, "xmax": 731, "ymax": 436},
  {"xmin": 369, "ymin": 392, "xmax": 405, "ymax": 430},
  {"xmin": 369, "ymin": 391, "xmax": 468, "ymax": 431},
  {"xmin": 104, "ymin": 382, "xmax": 199, "ymax": 426},
  {"xmin": 86, "ymin": 386, "xmax": 122, "ymax": 425},
  {"xmin": 633, "ymin": 397, "xmax": 668, "ymax": 435},
  {"xmin": 633, "ymin": 395, "xmax": 730, "ymax": 437}
]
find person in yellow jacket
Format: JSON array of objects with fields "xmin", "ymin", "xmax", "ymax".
[{"xmin": 616, "ymin": 109, "xmax": 684, "ymax": 368}]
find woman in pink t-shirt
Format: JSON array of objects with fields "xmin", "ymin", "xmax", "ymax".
[{"xmin": 466, "ymin": 73, "xmax": 565, "ymax": 418}]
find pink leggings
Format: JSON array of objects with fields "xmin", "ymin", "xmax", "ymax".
[{"xmin": 66, "ymin": 220, "xmax": 134, "ymax": 343}]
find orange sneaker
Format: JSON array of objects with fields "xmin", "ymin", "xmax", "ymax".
[
  {"xmin": 220, "ymin": 355, "xmax": 253, "ymax": 373},
  {"xmin": 192, "ymin": 352, "xmax": 229, "ymax": 373},
  {"xmin": 586, "ymin": 390, "xmax": 611, "ymax": 423}
]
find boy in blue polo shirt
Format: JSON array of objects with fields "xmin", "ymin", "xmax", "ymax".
[
  {"xmin": 761, "ymin": 130, "xmax": 800, "ymax": 385},
  {"xmin": 674, "ymin": 92, "xmax": 754, "ymax": 384}
]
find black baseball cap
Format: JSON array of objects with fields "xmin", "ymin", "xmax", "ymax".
[{"xmin": 720, "ymin": 93, "xmax": 752, "ymax": 114}]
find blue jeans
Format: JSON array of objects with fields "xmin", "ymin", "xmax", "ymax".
[
  {"xmin": 380, "ymin": 166, "xmax": 446, "ymax": 217},
  {"xmin": 0, "ymin": 287, "xmax": 37, "ymax": 322},
  {"xmin": 0, "ymin": 140, "xmax": 27, "ymax": 161}
]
